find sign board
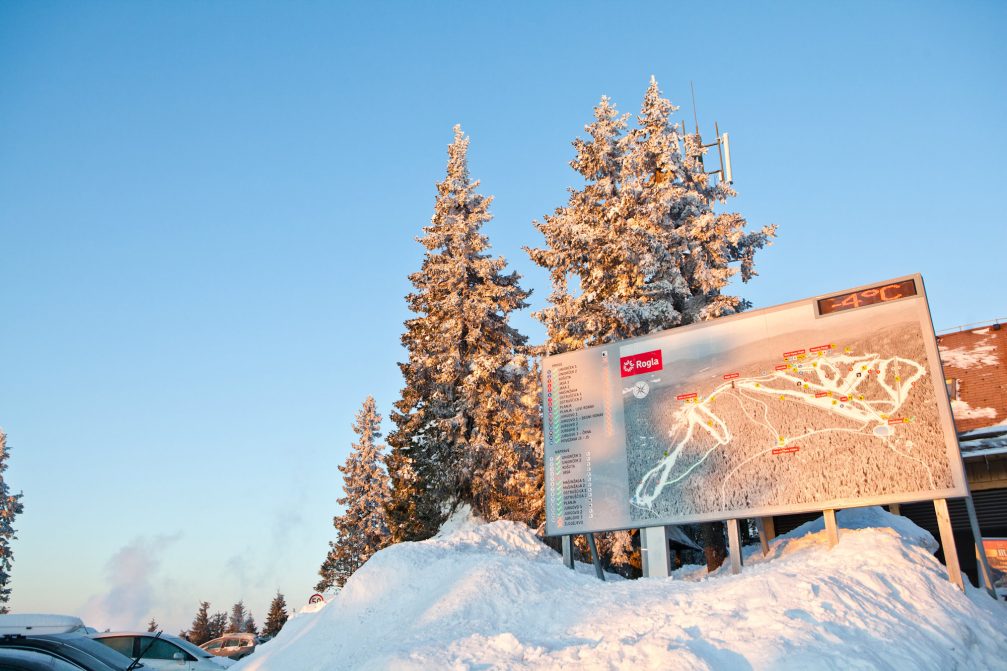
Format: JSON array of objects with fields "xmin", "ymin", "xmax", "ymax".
[
  {"xmin": 982, "ymin": 538, "xmax": 1007, "ymax": 595},
  {"xmin": 542, "ymin": 274, "xmax": 967, "ymax": 536}
]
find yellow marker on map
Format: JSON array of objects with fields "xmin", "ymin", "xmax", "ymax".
[
  {"xmin": 779, "ymin": 395, "xmax": 785, "ymax": 400},
  {"xmin": 832, "ymin": 400, "xmax": 838, "ymax": 405}
]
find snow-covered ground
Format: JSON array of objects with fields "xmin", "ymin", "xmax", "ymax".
[{"xmin": 236, "ymin": 508, "xmax": 1007, "ymax": 670}]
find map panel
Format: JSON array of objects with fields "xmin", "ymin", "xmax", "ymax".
[{"xmin": 542, "ymin": 274, "xmax": 967, "ymax": 536}]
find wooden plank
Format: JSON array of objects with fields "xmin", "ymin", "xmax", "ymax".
[
  {"xmin": 934, "ymin": 498, "xmax": 964, "ymax": 591},
  {"xmin": 761, "ymin": 516, "xmax": 776, "ymax": 541},
  {"xmin": 824, "ymin": 509, "xmax": 839, "ymax": 547},
  {"xmin": 756, "ymin": 518, "xmax": 770, "ymax": 556},
  {"xmin": 561, "ymin": 535, "xmax": 575, "ymax": 570},
  {"xmin": 727, "ymin": 519, "xmax": 743, "ymax": 575},
  {"xmin": 964, "ymin": 495, "xmax": 998, "ymax": 599},
  {"xmin": 641, "ymin": 526, "xmax": 670, "ymax": 578},
  {"xmin": 969, "ymin": 479, "xmax": 1007, "ymax": 492},
  {"xmin": 586, "ymin": 533, "xmax": 605, "ymax": 581}
]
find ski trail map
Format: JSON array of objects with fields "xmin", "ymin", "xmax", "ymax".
[
  {"xmin": 542, "ymin": 275, "xmax": 967, "ymax": 536},
  {"xmin": 624, "ymin": 292, "xmax": 957, "ymax": 523}
]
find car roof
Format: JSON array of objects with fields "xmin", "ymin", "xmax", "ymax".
[
  {"xmin": 0, "ymin": 634, "xmax": 134, "ymax": 671},
  {"xmin": 0, "ymin": 614, "xmax": 86, "ymax": 636}
]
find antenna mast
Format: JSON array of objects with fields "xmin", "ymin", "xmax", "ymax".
[{"xmin": 689, "ymin": 83, "xmax": 734, "ymax": 186}]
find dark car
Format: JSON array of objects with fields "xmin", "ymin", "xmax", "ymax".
[
  {"xmin": 0, "ymin": 633, "xmax": 138, "ymax": 671},
  {"xmin": 0, "ymin": 647, "xmax": 97, "ymax": 670}
]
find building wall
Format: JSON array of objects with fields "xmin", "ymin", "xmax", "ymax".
[{"xmin": 937, "ymin": 324, "xmax": 1007, "ymax": 432}]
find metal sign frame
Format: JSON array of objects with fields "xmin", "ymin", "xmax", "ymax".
[{"xmin": 543, "ymin": 273, "xmax": 969, "ymax": 537}]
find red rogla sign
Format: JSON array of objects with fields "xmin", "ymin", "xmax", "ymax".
[{"xmin": 620, "ymin": 349, "xmax": 663, "ymax": 378}]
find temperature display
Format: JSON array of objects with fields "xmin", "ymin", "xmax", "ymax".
[{"xmin": 817, "ymin": 279, "xmax": 918, "ymax": 315}]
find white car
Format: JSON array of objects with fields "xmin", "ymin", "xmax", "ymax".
[{"xmin": 91, "ymin": 632, "xmax": 235, "ymax": 670}]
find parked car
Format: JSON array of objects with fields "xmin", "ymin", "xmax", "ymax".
[
  {"xmin": 199, "ymin": 633, "xmax": 262, "ymax": 661},
  {"xmin": 0, "ymin": 647, "xmax": 99, "ymax": 670},
  {"xmin": 91, "ymin": 632, "xmax": 234, "ymax": 670},
  {"xmin": 0, "ymin": 615, "xmax": 137, "ymax": 671}
]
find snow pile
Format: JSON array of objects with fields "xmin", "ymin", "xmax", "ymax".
[{"xmin": 237, "ymin": 508, "xmax": 1007, "ymax": 670}]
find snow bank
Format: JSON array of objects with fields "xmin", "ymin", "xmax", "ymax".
[{"xmin": 237, "ymin": 508, "xmax": 1007, "ymax": 670}]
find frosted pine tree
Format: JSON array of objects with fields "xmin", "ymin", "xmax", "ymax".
[
  {"xmin": 243, "ymin": 613, "xmax": 257, "ymax": 635},
  {"xmin": 316, "ymin": 396, "xmax": 392, "ymax": 590},
  {"xmin": 528, "ymin": 96, "xmax": 630, "ymax": 354},
  {"xmin": 262, "ymin": 591, "xmax": 288, "ymax": 638},
  {"xmin": 527, "ymin": 80, "xmax": 775, "ymax": 573},
  {"xmin": 146, "ymin": 618, "xmax": 159, "ymax": 633},
  {"xmin": 0, "ymin": 431, "xmax": 24, "ymax": 613},
  {"xmin": 187, "ymin": 602, "xmax": 212, "ymax": 645},
  {"xmin": 388, "ymin": 126, "xmax": 536, "ymax": 538},
  {"xmin": 208, "ymin": 611, "xmax": 227, "ymax": 640},
  {"xmin": 226, "ymin": 601, "xmax": 247, "ymax": 634}
]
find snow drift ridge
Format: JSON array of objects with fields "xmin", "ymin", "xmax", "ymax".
[{"xmin": 237, "ymin": 507, "xmax": 1007, "ymax": 670}]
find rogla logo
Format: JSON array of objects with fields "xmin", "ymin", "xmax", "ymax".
[{"xmin": 619, "ymin": 349, "xmax": 663, "ymax": 378}]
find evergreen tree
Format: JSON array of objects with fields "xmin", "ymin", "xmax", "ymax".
[
  {"xmin": 316, "ymin": 397, "xmax": 392, "ymax": 591},
  {"xmin": 208, "ymin": 611, "xmax": 227, "ymax": 640},
  {"xmin": 0, "ymin": 431, "xmax": 24, "ymax": 613},
  {"xmin": 387, "ymin": 126, "xmax": 536, "ymax": 540},
  {"xmin": 146, "ymin": 618, "xmax": 159, "ymax": 633},
  {"xmin": 243, "ymin": 613, "xmax": 257, "ymax": 635},
  {"xmin": 262, "ymin": 592, "xmax": 288, "ymax": 638},
  {"xmin": 226, "ymin": 601, "xmax": 247, "ymax": 634},
  {"xmin": 187, "ymin": 602, "xmax": 212, "ymax": 645},
  {"xmin": 528, "ymin": 79, "xmax": 775, "ymax": 572}
]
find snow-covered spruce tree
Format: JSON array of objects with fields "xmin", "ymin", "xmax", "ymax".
[
  {"xmin": 226, "ymin": 600, "xmax": 246, "ymax": 634},
  {"xmin": 387, "ymin": 126, "xmax": 538, "ymax": 540},
  {"xmin": 243, "ymin": 613, "xmax": 257, "ymax": 635},
  {"xmin": 527, "ymin": 79, "xmax": 775, "ymax": 573},
  {"xmin": 0, "ymin": 431, "xmax": 24, "ymax": 613},
  {"xmin": 316, "ymin": 396, "xmax": 392, "ymax": 590},
  {"xmin": 208, "ymin": 611, "xmax": 227, "ymax": 640},
  {"xmin": 146, "ymin": 618, "xmax": 159, "ymax": 633},
  {"xmin": 262, "ymin": 591, "xmax": 288, "ymax": 638},
  {"xmin": 187, "ymin": 602, "xmax": 212, "ymax": 645}
]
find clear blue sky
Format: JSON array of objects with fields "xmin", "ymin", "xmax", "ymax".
[{"xmin": 1, "ymin": 1, "xmax": 1003, "ymax": 633}]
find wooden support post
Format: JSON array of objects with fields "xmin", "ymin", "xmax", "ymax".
[
  {"xmin": 586, "ymin": 533, "xmax": 605, "ymax": 581},
  {"xmin": 756, "ymin": 518, "xmax": 771, "ymax": 556},
  {"xmin": 727, "ymin": 519, "xmax": 743, "ymax": 575},
  {"xmin": 888, "ymin": 503, "xmax": 901, "ymax": 516},
  {"xmin": 964, "ymin": 495, "xmax": 997, "ymax": 599},
  {"xmin": 824, "ymin": 509, "xmax": 839, "ymax": 547},
  {"xmin": 641, "ymin": 526, "xmax": 670, "ymax": 578},
  {"xmin": 934, "ymin": 498, "xmax": 964, "ymax": 591},
  {"xmin": 561, "ymin": 535, "xmax": 575, "ymax": 570}
]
